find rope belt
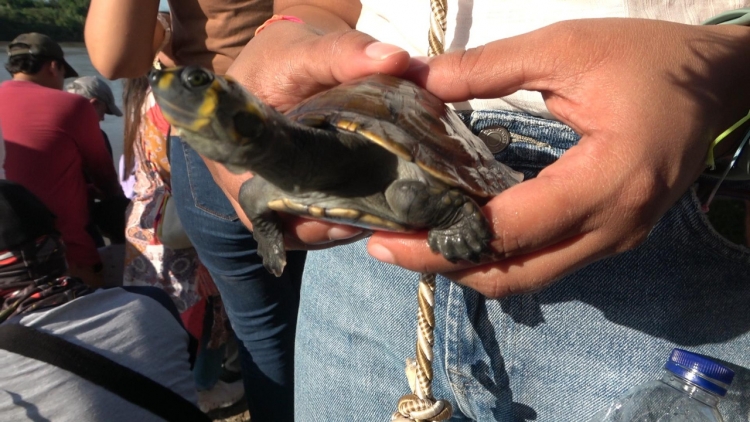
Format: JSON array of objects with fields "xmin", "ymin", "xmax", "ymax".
[
  {"xmin": 391, "ymin": 273, "xmax": 453, "ymax": 421},
  {"xmin": 427, "ymin": 0, "xmax": 447, "ymax": 57},
  {"xmin": 393, "ymin": 2, "xmax": 454, "ymax": 420}
]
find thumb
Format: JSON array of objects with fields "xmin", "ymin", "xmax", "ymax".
[
  {"xmin": 314, "ymin": 30, "xmax": 412, "ymax": 83},
  {"xmin": 408, "ymin": 21, "xmax": 588, "ymax": 103},
  {"xmin": 230, "ymin": 25, "xmax": 411, "ymax": 110}
]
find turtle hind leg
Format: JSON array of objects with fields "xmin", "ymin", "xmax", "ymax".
[
  {"xmin": 385, "ymin": 180, "xmax": 492, "ymax": 263},
  {"xmin": 427, "ymin": 199, "xmax": 492, "ymax": 263},
  {"xmin": 238, "ymin": 178, "xmax": 287, "ymax": 276}
]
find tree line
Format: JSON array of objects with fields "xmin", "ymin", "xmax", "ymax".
[{"xmin": 1, "ymin": 0, "xmax": 89, "ymax": 42}]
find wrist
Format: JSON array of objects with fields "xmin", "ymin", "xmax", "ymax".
[
  {"xmin": 274, "ymin": 4, "xmax": 359, "ymax": 32},
  {"xmin": 255, "ymin": 15, "xmax": 304, "ymax": 37}
]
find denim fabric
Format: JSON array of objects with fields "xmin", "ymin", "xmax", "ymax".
[
  {"xmin": 194, "ymin": 297, "xmax": 224, "ymax": 391},
  {"xmin": 294, "ymin": 110, "xmax": 750, "ymax": 421},
  {"xmin": 169, "ymin": 137, "xmax": 306, "ymax": 422}
]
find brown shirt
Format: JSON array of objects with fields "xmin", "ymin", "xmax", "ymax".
[{"xmin": 168, "ymin": 0, "xmax": 273, "ymax": 75}]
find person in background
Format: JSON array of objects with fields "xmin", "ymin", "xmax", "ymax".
[
  {"xmin": 121, "ymin": 71, "xmax": 245, "ymax": 415},
  {"xmin": 0, "ymin": 180, "xmax": 199, "ymax": 421},
  {"xmin": 65, "ymin": 75, "xmax": 129, "ymax": 247},
  {"xmin": 0, "ymin": 33, "xmax": 125, "ymax": 287},
  {"xmin": 85, "ymin": 4, "xmax": 306, "ymax": 421},
  {"xmin": 65, "ymin": 75, "xmax": 124, "ymax": 158}
]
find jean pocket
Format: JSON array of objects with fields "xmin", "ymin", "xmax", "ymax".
[
  {"xmin": 682, "ymin": 188, "xmax": 750, "ymax": 262},
  {"xmin": 462, "ymin": 110, "xmax": 580, "ymax": 179},
  {"xmin": 172, "ymin": 136, "xmax": 239, "ymax": 222}
]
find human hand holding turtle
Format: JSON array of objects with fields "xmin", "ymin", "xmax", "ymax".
[
  {"xmin": 193, "ymin": 13, "xmax": 750, "ymax": 298},
  {"xmin": 202, "ymin": 4, "xmax": 414, "ymax": 251},
  {"xmin": 367, "ymin": 19, "xmax": 750, "ymax": 297}
]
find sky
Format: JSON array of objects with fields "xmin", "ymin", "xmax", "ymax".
[{"xmin": 159, "ymin": 0, "xmax": 169, "ymax": 12}]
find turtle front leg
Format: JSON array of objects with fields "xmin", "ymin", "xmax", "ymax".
[
  {"xmin": 238, "ymin": 177, "xmax": 287, "ymax": 276},
  {"xmin": 385, "ymin": 180, "xmax": 493, "ymax": 263}
]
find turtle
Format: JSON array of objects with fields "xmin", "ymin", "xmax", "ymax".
[{"xmin": 148, "ymin": 66, "xmax": 523, "ymax": 277}]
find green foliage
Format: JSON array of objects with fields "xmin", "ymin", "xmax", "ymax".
[{"xmin": 0, "ymin": 0, "xmax": 89, "ymax": 41}]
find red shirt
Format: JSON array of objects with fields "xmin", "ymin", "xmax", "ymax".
[{"xmin": 0, "ymin": 80, "xmax": 123, "ymax": 267}]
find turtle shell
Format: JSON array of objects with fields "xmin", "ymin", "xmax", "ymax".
[{"xmin": 284, "ymin": 74, "xmax": 522, "ymax": 198}]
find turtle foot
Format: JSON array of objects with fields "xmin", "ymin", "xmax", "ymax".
[
  {"xmin": 427, "ymin": 202, "xmax": 493, "ymax": 263},
  {"xmin": 238, "ymin": 178, "xmax": 288, "ymax": 277},
  {"xmin": 257, "ymin": 237, "xmax": 287, "ymax": 277}
]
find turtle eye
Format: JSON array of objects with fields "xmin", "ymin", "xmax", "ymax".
[{"xmin": 182, "ymin": 68, "xmax": 213, "ymax": 88}]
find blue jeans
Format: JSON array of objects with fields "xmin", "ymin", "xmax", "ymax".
[
  {"xmin": 170, "ymin": 137, "xmax": 306, "ymax": 422},
  {"xmin": 294, "ymin": 110, "xmax": 750, "ymax": 421},
  {"xmin": 193, "ymin": 296, "xmax": 224, "ymax": 391}
]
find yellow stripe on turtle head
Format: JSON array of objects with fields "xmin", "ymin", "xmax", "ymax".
[
  {"xmin": 196, "ymin": 80, "xmax": 220, "ymax": 119},
  {"xmin": 157, "ymin": 72, "xmax": 174, "ymax": 91},
  {"xmin": 182, "ymin": 80, "xmax": 221, "ymax": 132}
]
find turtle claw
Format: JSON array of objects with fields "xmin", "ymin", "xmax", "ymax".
[
  {"xmin": 256, "ymin": 236, "xmax": 287, "ymax": 277},
  {"xmin": 239, "ymin": 178, "xmax": 289, "ymax": 277},
  {"xmin": 428, "ymin": 202, "xmax": 493, "ymax": 263}
]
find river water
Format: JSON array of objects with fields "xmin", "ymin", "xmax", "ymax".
[{"xmin": 0, "ymin": 43, "xmax": 126, "ymax": 163}]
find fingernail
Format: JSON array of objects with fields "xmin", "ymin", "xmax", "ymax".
[
  {"xmin": 365, "ymin": 42, "xmax": 407, "ymax": 60},
  {"xmin": 327, "ymin": 226, "xmax": 363, "ymax": 241},
  {"xmin": 368, "ymin": 243, "xmax": 396, "ymax": 264}
]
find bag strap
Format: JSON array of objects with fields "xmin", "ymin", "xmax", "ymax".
[{"xmin": 0, "ymin": 323, "xmax": 210, "ymax": 422}]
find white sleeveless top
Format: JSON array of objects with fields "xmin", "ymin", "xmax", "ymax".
[{"xmin": 357, "ymin": 0, "xmax": 748, "ymax": 117}]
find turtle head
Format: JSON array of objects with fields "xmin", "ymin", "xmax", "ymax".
[{"xmin": 149, "ymin": 66, "xmax": 279, "ymax": 174}]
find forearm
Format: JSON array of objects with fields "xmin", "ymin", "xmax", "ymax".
[{"xmin": 85, "ymin": 0, "xmax": 162, "ymax": 79}]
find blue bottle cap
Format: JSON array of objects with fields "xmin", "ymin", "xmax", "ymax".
[{"xmin": 664, "ymin": 348, "xmax": 735, "ymax": 396}]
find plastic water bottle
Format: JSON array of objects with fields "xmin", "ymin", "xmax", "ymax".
[{"xmin": 589, "ymin": 348, "xmax": 734, "ymax": 422}]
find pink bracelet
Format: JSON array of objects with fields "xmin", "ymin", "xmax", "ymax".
[{"xmin": 255, "ymin": 15, "xmax": 304, "ymax": 36}]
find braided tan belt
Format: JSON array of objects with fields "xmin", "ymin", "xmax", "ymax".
[{"xmin": 391, "ymin": 1, "xmax": 454, "ymax": 420}]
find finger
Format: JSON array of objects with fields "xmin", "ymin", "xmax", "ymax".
[
  {"xmin": 202, "ymin": 154, "xmax": 370, "ymax": 247},
  {"xmin": 367, "ymin": 218, "xmax": 610, "ymax": 299},
  {"xmin": 367, "ymin": 145, "xmax": 597, "ymax": 270},
  {"xmin": 284, "ymin": 218, "xmax": 370, "ymax": 250},
  {"xmin": 409, "ymin": 20, "xmax": 608, "ymax": 103},
  {"xmin": 229, "ymin": 27, "xmax": 410, "ymax": 110},
  {"xmin": 442, "ymin": 230, "xmax": 604, "ymax": 298},
  {"xmin": 369, "ymin": 139, "xmax": 654, "ymax": 273},
  {"xmin": 317, "ymin": 31, "xmax": 412, "ymax": 83},
  {"xmin": 369, "ymin": 221, "xmax": 613, "ymax": 299}
]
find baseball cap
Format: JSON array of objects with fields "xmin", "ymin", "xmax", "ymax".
[
  {"xmin": 7, "ymin": 32, "xmax": 78, "ymax": 78},
  {"xmin": 0, "ymin": 180, "xmax": 58, "ymax": 251},
  {"xmin": 66, "ymin": 76, "xmax": 123, "ymax": 117}
]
